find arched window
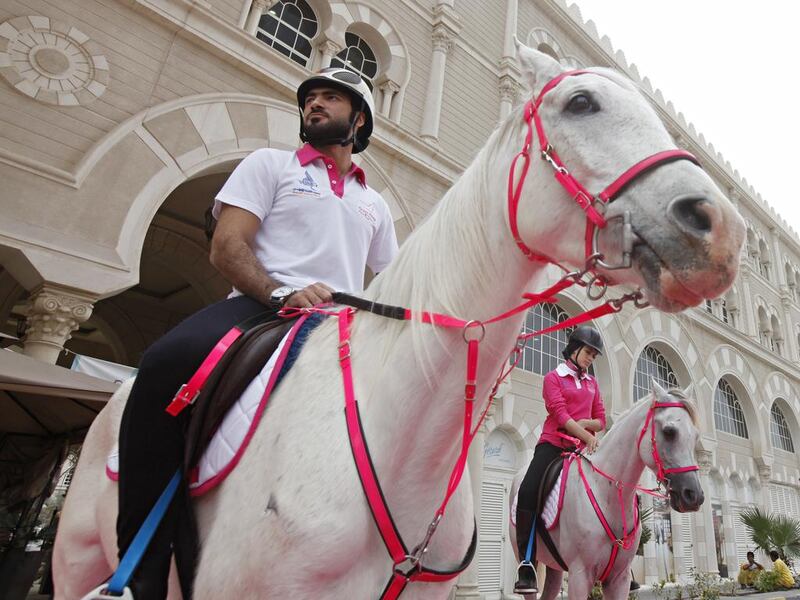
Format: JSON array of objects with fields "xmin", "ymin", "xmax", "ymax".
[
  {"xmin": 713, "ymin": 379, "xmax": 749, "ymax": 438},
  {"xmin": 257, "ymin": 0, "xmax": 318, "ymax": 66},
  {"xmin": 537, "ymin": 43, "xmax": 559, "ymax": 60},
  {"xmin": 633, "ymin": 346, "xmax": 678, "ymax": 402},
  {"xmin": 771, "ymin": 404, "xmax": 795, "ymax": 453},
  {"xmin": 330, "ymin": 32, "xmax": 378, "ymax": 87},
  {"xmin": 518, "ymin": 303, "xmax": 569, "ymax": 375},
  {"xmin": 720, "ymin": 299, "xmax": 729, "ymax": 324}
]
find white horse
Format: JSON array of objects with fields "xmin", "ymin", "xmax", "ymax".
[
  {"xmin": 53, "ymin": 43, "xmax": 744, "ymax": 599},
  {"xmin": 509, "ymin": 383, "xmax": 703, "ymax": 600}
]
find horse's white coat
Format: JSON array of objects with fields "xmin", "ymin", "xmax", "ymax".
[
  {"xmin": 509, "ymin": 385, "xmax": 703, "ymax": 600},
  {"xmin": 53, "ymin": 44, "xmax": 743, "ymax": 599}
]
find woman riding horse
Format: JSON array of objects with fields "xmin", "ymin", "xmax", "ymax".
[{"xmin": 515, "ymin": 326, "xmax": 607, "ymax": 594}]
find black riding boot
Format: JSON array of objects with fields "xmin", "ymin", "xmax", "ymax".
[{"xmin": 515, "ymin": 509, "xmax": 538, "ymax": 595}]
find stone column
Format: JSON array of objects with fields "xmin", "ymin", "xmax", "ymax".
[
  {"xmin": 737, "ymin": 263, "xmax": 757, "ymax": 338},
  {"xmin": 454, "ymin": 402, "xmax": 496, "ymax": 599},
  {"xmin": 770, "ymin": 226, "xmax": 785, "ymax": 287},
  {"xmin": 318, "ymin": 39, "xmax": 342, "ymax": 70},
  {"xmin": 780, "ymin": 294, "xmax": 796, "ymax": 359},
  {"xmin": 502, "ymin": 0, "xmax": 518, "ymax": 61},
  {"xmin": 22, "ymin": 285, "xmax": 94, "ymax": 364},
  {"xmin": 238, "ymin": 0, "xmax": 253, "ymax": 29},
  {"xmin": 499, "ymin": 74, "xmax": 519, "ymax": 121},
  {"xmin": 696, "ymin": 450, "xmax": 719, "ymax": 574},
  {"xmin": 378, "ymin": 80, "xmax": 400, "ymax": 118},
  {"xmin": 244, "ymin": 0, "xmax": 271, "ymax": 36},
  {"xmin": 420, "ymin": 5, "xmax": 460, "ymax": 143}
]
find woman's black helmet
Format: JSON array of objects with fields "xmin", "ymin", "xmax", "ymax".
[{"xmin": 562, "ymin": 326, "xmax": 604, "ymax": 360}]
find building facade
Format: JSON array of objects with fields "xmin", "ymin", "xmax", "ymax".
[{"xmin": 1, "ymin": 0, "xmax": 799, "ymax": 597}]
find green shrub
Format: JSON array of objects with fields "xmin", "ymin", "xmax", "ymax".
[{"xmin": 753, "ymin": 570, "xmax": 781, "ymax": 593}]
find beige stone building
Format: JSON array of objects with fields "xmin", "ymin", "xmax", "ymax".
[{"xmin": 1, "ymin": 0, "xmax": 799, "ymax": 597}]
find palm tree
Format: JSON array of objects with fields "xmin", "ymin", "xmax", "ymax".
[{"xmin": 739, "ymin": 507, "xmax": 800, "ymax": 559}]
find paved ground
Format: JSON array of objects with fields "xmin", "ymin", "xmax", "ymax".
[{"xmin": 629, "ymin": 584, "xmax": 800, "ymax": 600}]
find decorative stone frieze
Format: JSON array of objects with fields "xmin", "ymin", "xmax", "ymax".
[
  {"xmin": 22, "ymin": 286, "xmax": 95, "ymax": 363},
  {"xmin": 0, "ymin": 16, "xmax": 108, "ymax": 106}
]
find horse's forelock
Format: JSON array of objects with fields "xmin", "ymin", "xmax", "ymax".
[{"xmin": 664, "ymin": 388, "xmax": 699, "ymax": 427}]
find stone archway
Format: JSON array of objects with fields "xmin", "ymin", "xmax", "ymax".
[{"xmin": 71, "ymin": 93, "xmax": 414, "ymax": 363}]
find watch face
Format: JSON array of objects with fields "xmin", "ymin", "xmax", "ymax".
[{"xmin": 271, "ymin": 286, "xmax": 294, "ymax": 302}]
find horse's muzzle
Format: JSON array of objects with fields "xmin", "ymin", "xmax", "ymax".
[{"xmin": 668, "ymin": 473, "xmax": 705, "ymax": 512}]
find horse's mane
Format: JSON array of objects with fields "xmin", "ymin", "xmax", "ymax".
[
  {"xmin": 367, "ymin": 101, "xmax": 527, "ymax": 315},
  {"xmin": 362, "ymin": 103, "xmax": 530, "ymax": 384}
]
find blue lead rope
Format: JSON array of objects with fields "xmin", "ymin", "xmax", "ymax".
[
  {"xmin": 524, "ymin": 513, "xmax": 537, "ymax": 562},
  {"xmin": 106, "ymin": 470, "xmax": 181, "ymax": 596}
]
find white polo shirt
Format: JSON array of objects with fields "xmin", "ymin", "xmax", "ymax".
[{"xmin": 213, "ymin": 144, "xmax": 398, "ymax": 294}]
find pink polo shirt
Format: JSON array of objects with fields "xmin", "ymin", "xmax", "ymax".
[{"xmin": 538, "ymin": 363, "xmax": 606, "ymax": 449}]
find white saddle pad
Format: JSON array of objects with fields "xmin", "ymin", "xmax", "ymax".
[
  {"xmin": 107, "ymin": 327, "xmax": 295, "ymax": 495},
  {"xmin": 510, "ymin": 471, "xmax": 563, "ymax": 530}
]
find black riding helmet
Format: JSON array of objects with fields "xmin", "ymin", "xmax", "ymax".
[
  {"xmin": 561, "ymin": 326, "xmax": 604, "ymax": 360},
  {"xmin": 296, "ymin": 67, "xmax": 375, "ymax": 153}
]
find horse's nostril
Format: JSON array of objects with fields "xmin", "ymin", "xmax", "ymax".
[
  {"xmin": 669, "ymin": 196, "xmax": 712, "ymax": 235},
  {"xmin": 682, "ymin": 488, "xmax": 696, "ymax": 504}
]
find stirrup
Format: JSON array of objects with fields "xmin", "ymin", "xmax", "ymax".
[
  {"xmin": 514, "ymin": 560, "xmax": 538, "ymax": 596},
  {"xmin": 80, "ymin": 583, "xmax": 134, "ymax": 600}
]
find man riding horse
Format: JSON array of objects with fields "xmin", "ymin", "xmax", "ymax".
[{"xmin": 116, "ymin": 68, "xmax": 398, "ymax": 598}]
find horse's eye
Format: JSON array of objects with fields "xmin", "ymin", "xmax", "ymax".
[
  {"xmin": 663, "ymin": 425, "xmax": 678, "ymax": 441},
  {"xmin": 566, "ymin": 93, "xmax": 597, "ymax": 114}
]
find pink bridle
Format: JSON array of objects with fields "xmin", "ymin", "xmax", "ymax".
[
  {"xmin": 508, "ymin": 69, "xmax": 700, "ymax": 268},
  {"xmin": 637, "ymin": 400, "xmax": 700, "ymax": 482},
  {"xmin": 558, "ymin": 399, "xmax": 699, "ymax": 582}
]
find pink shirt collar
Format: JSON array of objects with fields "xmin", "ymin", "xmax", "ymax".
[{"xmin": 296, "ymin": 143, "xmax": 367, "ymax": 187}]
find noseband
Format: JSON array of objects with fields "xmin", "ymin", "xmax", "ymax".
[
  {"xmin": 508, "ymin": 70, "xmax": 700, "ymax": 269},
  {"xmin": 636, "ymin": 400, "xmax": 699, "ymax": 483}
]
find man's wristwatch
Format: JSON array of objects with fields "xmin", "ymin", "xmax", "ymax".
[{"xmin": 269, "ymin": 285, "xmax": 296, "ymax": 307}]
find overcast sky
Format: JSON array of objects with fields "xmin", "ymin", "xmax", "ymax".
[{"xmin": 571, "ymin": 0, "xmax": 800, "ymax": 235}]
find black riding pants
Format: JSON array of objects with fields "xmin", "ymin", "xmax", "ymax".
[
  {"xmin": 117, "ymin": 294, "xmax": 269, "ymax": 599},
  {"xmin": 515, "ymin": 442, "xmax": 564, "ymax": 556}
]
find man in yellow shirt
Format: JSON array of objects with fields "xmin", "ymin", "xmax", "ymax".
[
  {"xmin": 738, "ymin": 551, "xmax": 763, "ymax": 587},
  {"xmin": 770, "ymin": 550, "xmax": 795, "ymax": 589}
]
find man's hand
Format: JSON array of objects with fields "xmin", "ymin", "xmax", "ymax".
[{"xmin": 284, "ymin": 282, "xmax": 335, "ymax": 308}]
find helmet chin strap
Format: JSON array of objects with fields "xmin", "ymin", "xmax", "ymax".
[
  {"xmin": 567, "ymin": 349, "xmax": 586, "ymax": 376},
  {"xmin": 299, "ymin": 104, "xmax": 364, "ymax": 150}
]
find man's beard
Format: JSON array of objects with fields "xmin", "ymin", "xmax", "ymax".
[{"xmin": 304, "ymin": 113, "xmax": 354, "ymax": 145}]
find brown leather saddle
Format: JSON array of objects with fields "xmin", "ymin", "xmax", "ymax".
[{"xmin": 184, "ymin": 314, "xmax": 298, "ymax": 472}]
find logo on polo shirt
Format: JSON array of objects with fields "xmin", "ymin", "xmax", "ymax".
[
  {"xmin": 293, "ymin": 170, "xmax": 321, "ymax": 197},
  {"xmin": 357, "ymin": 201, "xmax": 378, "ymax": 224}
]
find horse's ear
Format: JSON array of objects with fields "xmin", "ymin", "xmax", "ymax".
[
  {"xmin": 515, "ymin": 38, "xmax": 564, "ymax": 96},
  {"xmin": 651, "ymin": 378, "xmax": 669, "ymax": 400},
  {"xmin": 682, "ymin": 383, "xmax": 695, "ymax": 400}
]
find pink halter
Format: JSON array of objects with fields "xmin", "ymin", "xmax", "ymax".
[
  {"xmin": 508, "ymin": 70, "xmax": 700, "ymax": 267},
  {"xmin": 636, "ymin": 400, "xmax": 700, "ymax": 482}
]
